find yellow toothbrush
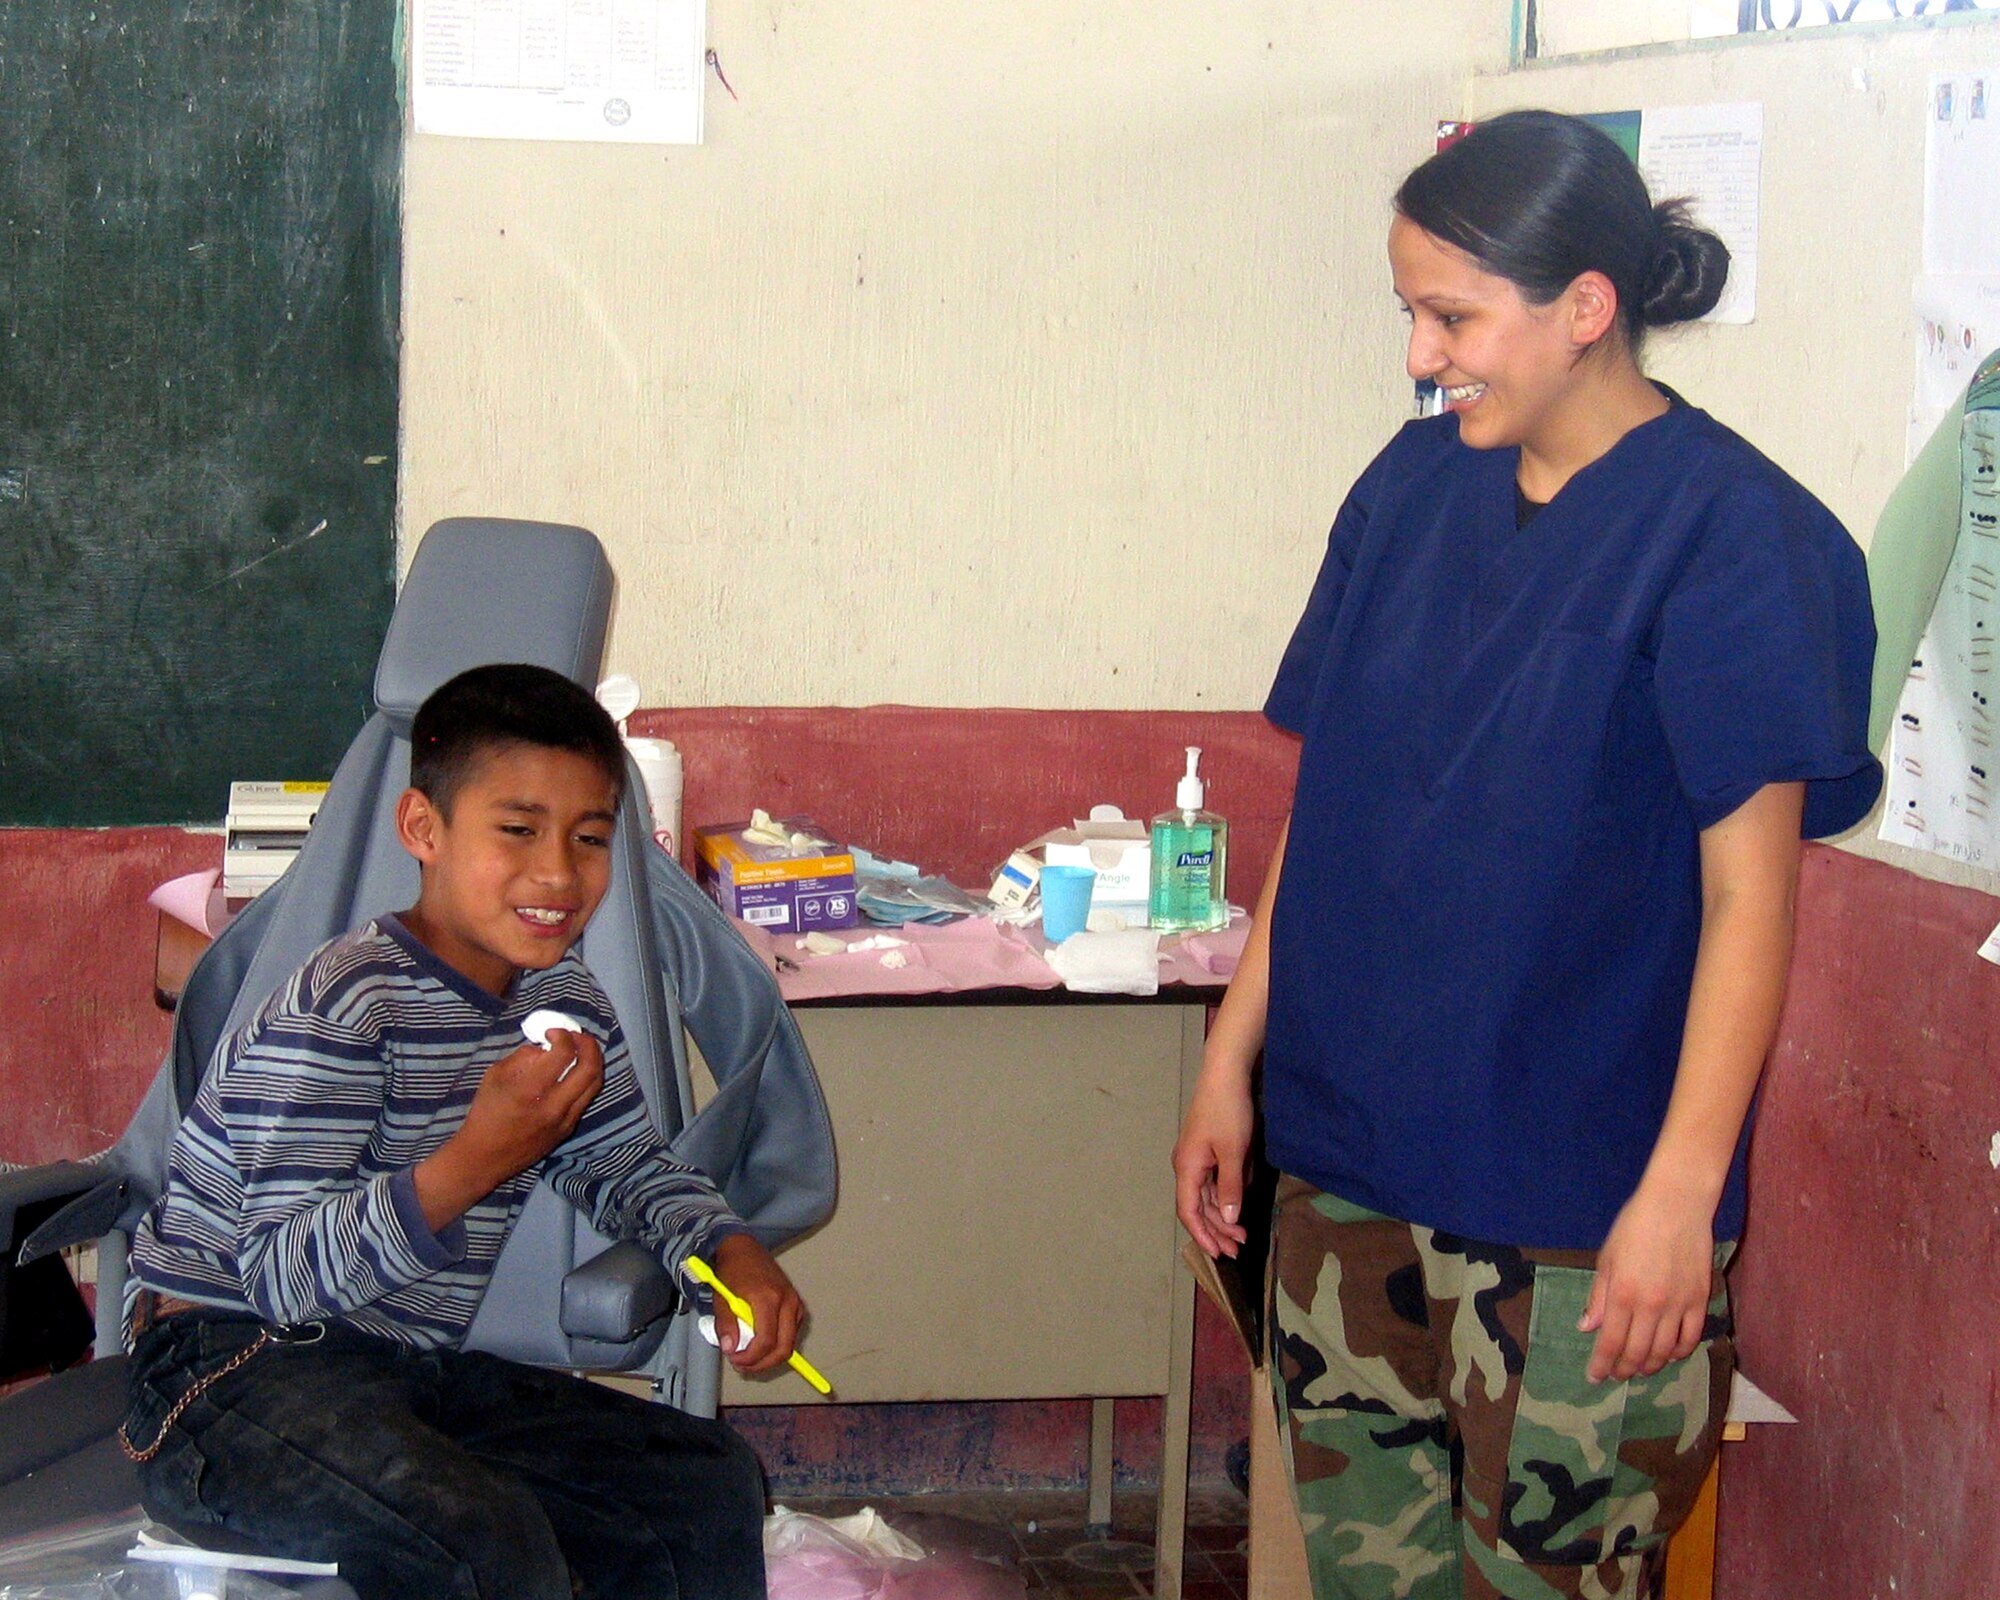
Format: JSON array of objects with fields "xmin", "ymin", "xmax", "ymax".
[{"xmin": 683, "ymin": 1253, "xmax": 833, "ymax": 1395}]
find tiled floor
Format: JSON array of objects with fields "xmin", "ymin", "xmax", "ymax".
[{"xmin": 782, "ymin": 1486, "xmax": 1251, "ymax": 1600}]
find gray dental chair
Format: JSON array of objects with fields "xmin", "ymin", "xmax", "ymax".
[{"xmin": 0, "ymin": 517, "xmax": 837, "ymax": 1564}]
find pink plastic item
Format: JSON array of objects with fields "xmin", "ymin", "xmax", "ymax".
[{"xmin": 763, "ymin": 1510, "xmax": 1026, "ymax": 1600}]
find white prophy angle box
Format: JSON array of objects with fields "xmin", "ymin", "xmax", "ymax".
[{"xmin": 1029, "ymin": 805, "xmax": 1152, "ymax": 924}]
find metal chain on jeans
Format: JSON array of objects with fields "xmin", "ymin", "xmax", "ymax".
[{"xmin": 118, "ymin": 1330, "xmax": 269, "ymax": 1463}]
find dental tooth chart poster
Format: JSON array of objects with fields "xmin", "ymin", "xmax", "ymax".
[
  {"xmin": 412, "ymin": 0, "xmax": 705, "ymax": 144},
  {"xmin": 1884, "ymin": 72, "xmax": 2000, "ymax": 871},
  {"xmin": 1437, "ymin": 103, "xmax": 1762, "ymax": 324},
  {"xmin": 1881, "ymin": 365, "xmax": 2000, "ymax": 869}
]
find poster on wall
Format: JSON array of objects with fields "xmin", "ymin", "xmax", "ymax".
[
  {"xmin": 1923, "ymin": 70, "xmax": 2000, "ymax": 278},
  {"xmin": 1910, "ymin": 70, "xmax": 2000, "ymax": 462},
  {"xmin": 1436, "ymin": 102, "xmax": 1761, "ymax": 324},
  {"xmin": 1909, "ymin": 274, "xmax": 2000, "ymax": 462},
  {"xmin": 412, "ymin": 0, "xmax": 706, "ymax": 144},
  {"xmin": 1631, "ymin": 101, "xmax": 1761, "ymax": 325},
  {"xmin": 1880, "ymin": 353, "xmax": 2000, "ymax": 869}
]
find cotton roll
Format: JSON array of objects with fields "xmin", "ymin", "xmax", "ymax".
[{"xmin": 625, "ymin": 737, "xmax": 683, "ymax": 863}]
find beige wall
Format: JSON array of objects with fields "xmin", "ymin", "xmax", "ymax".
[
  {"xmin": 1469, "ymin": 14, "xmax": 2000, "ymax": 890},
  {"xmin": 402, "ymin": 8, "xmax": 2000, "ymax": 888},
  {"xmin": 400, "ymin": 1, "xmax": 1513, "ymax": 711}
]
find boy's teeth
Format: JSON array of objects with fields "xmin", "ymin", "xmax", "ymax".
[{"xmin": 520, "ymin": 908, "xmax": 567, "ymax": 924}]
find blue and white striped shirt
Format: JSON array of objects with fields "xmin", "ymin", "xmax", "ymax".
[{"xmin": 130, "ymin": 916, "xmax": 742, "ymax": 1349}]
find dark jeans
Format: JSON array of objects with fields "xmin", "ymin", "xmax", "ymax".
[{"xmin": 125, "ymin": 1311, "xmax": 766, "ymax": 1600}]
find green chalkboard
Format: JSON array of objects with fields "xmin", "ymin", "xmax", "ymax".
[{"xmin": 0, "ymin": 1, "xmax": 399, "ymax": 826}]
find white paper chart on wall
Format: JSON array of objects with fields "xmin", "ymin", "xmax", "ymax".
[
  {"xmin": 1633, "ymin": 101, "xmax": 1762, "ymax": 326},
  {"xmin": 1881, "ymin": 359, "xmax": 2000, "ymax": 868},
  {"xmin": 1910, "ymin": 70, "xmax": 2000, "ymax": 461},
  {"xmin": 412, "ymin": 0, "xmax": 705, "ymax": 144}
]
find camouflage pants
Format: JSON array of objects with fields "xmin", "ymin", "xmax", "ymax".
[{"xmin": 1268, "ymin": 1177, "xmax": 1734, "ymax": 1600}]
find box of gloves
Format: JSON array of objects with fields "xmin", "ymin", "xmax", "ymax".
[{"xmin": 693, "ymin": 811, "xmax": 860, "ymax": 934}]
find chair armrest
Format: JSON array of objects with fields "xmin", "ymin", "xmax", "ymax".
[
  {"xmin": 0, "ymin": 1161, "xmax": 125, "ymax": 1266},
  {"xmin": 559, "ymin": 1241, "xmax": 680, "ymax": 1342}
]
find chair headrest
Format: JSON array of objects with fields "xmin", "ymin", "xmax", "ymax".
[{"xmin": 375, "ymin": 518, "xmax": 615, "ymax": 734}]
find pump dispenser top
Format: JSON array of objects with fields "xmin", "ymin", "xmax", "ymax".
[{"xmin": 1176, "ymin": 747, "xmax": 1205, "ymax": 813}]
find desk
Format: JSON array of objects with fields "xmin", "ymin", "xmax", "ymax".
[{"xmin": 708, "ymin": 987, "xmax": 1212, "ymax": 1600}]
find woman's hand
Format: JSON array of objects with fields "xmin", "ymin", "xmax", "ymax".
[
  {"xmin": 1579, "ymin": 1181, "xmax": 1716, "ymax": 1382},
  {"xmin": 1173, "ymin": 814, "xmax": 1289, "ymax": 1260},
  {"xmin": 1174, "ymin": 1064, "xmax": 1255, "ymax": 1259},
  {"xmin": 1580, "ymin": 780, "xmax": 1804, "ymax": 1383}
]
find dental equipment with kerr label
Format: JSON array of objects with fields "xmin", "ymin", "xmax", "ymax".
[
  {"xmin": 222, "ymin": 780, "xmax": 330, "ymax": 901},
  {"xmin": 683, "ymin": 1253, "xmax": 833, "ymax": 1394}
]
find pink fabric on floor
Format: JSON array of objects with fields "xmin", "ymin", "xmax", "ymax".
[
  {"xmin": 880, "ymin": 1552, "xmax": 1027, "ymax": 1600},
  {"xmin": 763, "ymin": 1510, "xmax": 1027, "ymax": 1600},
  {"xmin": 767, "ymin": 1547, "xmax": 1026, "ymax": 1600}
]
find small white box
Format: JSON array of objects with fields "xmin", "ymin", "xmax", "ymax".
[
  {"xmin": 1030, "ymin": 805, "xmax": 1151, "ymax": 924},
  {"xmin": 223, "ymin": 781, "xmax": 330, "ymax": 900}
]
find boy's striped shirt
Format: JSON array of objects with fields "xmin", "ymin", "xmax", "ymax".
[{"xmin": 130, "ymin": 916, "xmax": 741, "ymax": 1349}]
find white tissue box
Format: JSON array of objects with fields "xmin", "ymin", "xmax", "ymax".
[{"xmin": 1030, "ymin": 805, "xmax": 1151, "ymax": 924}]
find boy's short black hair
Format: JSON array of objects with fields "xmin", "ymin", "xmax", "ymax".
[{"xmin": 409, "ymin": 663, "xmax": 626, "ymax": 816}]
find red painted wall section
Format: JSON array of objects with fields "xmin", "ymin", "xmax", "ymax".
[
  {"xmin": 631, "ymin": 705, "xmax": 1301, "ymax": 899},
  {"xmin": 1718, "ymin": 844, "xmax": 2000, "ymax": 1599},
  {"xmin": 0, "ymin": 827, "xmax": 214, "ymax": 1164}
]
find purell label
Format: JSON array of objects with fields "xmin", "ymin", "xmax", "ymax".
[{"xmin": 1176, "ymin": 850, "xmax": 1213, "ymax": 869}]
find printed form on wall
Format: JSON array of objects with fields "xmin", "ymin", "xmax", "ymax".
[
  {"xmin": 412, "ymin": 0, "xmax": 705, "ymax": 144},
  {"xmin": 1881, "ymin": 353, "xmax": 2000, "ymax": 870},
  {"xmin": 1445, "ymin": 104, "xmax": 1763, "ymax": 323},
  {"xmin": 1911, "ymin": 70, "xmax": 2000, "ymax": 461},
  {"xmin": 1633, "ymin": 101, "xmax": 1761, "ymax": 326},
  {"xmin": 1883, "ymin": 71, "xmax": 2000, "ymax": 877}
]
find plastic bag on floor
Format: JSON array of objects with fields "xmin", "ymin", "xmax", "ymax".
[
  {"xmin": 0, "ymin": 1513, "xmax": 319, "ymax": 1600},
  {"xmin": 764, "ymin": 1508, "xmax": 1024, "ymax": 1600}
]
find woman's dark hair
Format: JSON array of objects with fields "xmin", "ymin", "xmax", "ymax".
[
  {"xmin": 409, "ymin": 662, "xmax": 626, "ymax": 815},
  {"xmin": 1394, "ymin": 109, "xmax": 1729, "ymax": 352}
]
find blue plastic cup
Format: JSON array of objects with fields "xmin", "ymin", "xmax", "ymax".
[{"xmin": 1040, "ymin": 864, "xmax": 1097, "ymax": 943}]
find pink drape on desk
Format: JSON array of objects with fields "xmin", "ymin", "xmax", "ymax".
[{"xmin": 733, "ymin": 916, "xmax": 1246, "ymax": 1002}]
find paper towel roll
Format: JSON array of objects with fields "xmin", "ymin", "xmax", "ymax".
[{"xmin": 625, "ymin": 737, "xmax": 682, "ymax": 862}]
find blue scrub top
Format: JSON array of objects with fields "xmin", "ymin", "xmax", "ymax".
[{"xmin": 1263, "ymin": 402, "xmax": 1880, "ymax": 1249}]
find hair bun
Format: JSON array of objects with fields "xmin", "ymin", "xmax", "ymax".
[{"xmin": 1641, "ymin": 200, "xmax": 1730, "ymax": 326}]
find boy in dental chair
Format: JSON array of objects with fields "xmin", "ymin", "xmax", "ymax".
[{"xmin": 122, "ymin": 663, "xmax": 801, "ymax": 1600}]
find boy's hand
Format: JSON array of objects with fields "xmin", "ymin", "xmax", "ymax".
[
  {"xmin": 414, "ymin": 1030, "xmax": 603, "ymax": 1230},
  {"xmin": 708, "ymin": 1232, "xmax": 806, "ymax": 1375}
]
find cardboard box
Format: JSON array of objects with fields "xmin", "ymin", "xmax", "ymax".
[
  {"xmin": 1182, "ymin": 1241, "xmax": 1311, "ymax": 1600},
  {"xmin": 1030, "ymin": 805, "xmax": 1151, "ymax": 924},
  {"xmin": 692, "ymin": 818, "xmax": 860, "ymax": 934}
]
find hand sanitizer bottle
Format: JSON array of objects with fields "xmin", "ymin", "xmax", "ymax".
[{"xmin": 1149, "ymin": 747, "xmax": 1228, "ymax": 932}]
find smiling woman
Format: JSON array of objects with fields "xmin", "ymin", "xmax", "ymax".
[
  {"xmin": 1389, "ymin": 110, "xmax": 1727, "ymax": 498},
  {"xmin": 1173, "ymin": 109, "xmax": 1881, "ymax": 1600}
]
